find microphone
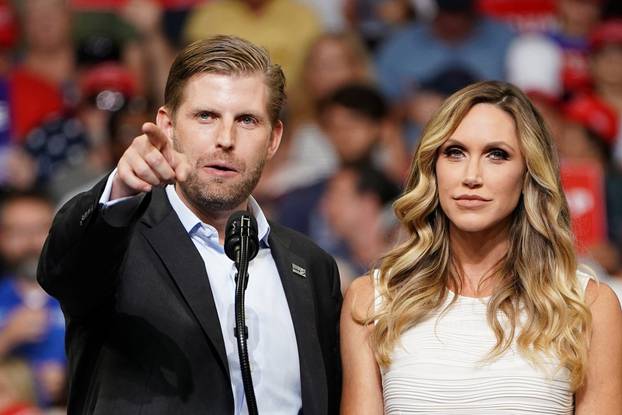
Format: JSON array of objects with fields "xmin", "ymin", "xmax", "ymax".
[
  {"xmin": 224, "ymin": 211, "xmax": 260, "ymax": 415},
  {"xmin": 224, "ymin": 211, "xmax": 259, "ymax": 267}
]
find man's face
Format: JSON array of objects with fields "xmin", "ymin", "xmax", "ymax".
[
  {"xmin": 159, "ymin": 72, "xmax": 282, "ymax": 214},
  {"xmin": 0, "ymin": 198, "xmax": 53, "ymax": 272}
]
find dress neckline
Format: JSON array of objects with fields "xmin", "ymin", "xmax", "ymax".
[{"xmin": 447, "ymin": 288, "xmax": 492, "ymax": 301}]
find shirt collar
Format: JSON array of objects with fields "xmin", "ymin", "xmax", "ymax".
[{"xmin": 165, "ymin": 185, "xmax": 271, "ymax": 245}]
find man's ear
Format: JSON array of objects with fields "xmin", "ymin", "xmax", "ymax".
[
  {"xmin": 266, "ymin": 120, "xmax": 283, "ymax": 160},
  {"xmin": 156, "ymin": 106, "xmax": 174, "ymax": 140}
]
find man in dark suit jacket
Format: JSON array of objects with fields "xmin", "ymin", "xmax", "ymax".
[{"xmin": 37, "ymin": 35, "xmax": 342, "ymax": 414}]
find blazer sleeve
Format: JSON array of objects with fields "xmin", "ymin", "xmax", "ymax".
[{"xmin": 37, "ymin": 174, "xmax": 150, "ymax": 319}]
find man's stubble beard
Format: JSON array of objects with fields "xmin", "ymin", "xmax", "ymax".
[{"xmin": 173, "ymin": 135, "xmax": 267, "ymax": 214}]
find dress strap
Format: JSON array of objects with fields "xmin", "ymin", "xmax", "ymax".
[
  {"xmin": 372, "ymin": 269, "xmax": 382, "ymax": 313},
  {"xmin": 576, "ymin": 267, "xmax": 596, "ymax": 297}
]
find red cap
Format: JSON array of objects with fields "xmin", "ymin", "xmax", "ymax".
[
  {"xmin": 564, "ymin": 95, "xmax": 619, "ymax": 145},
  {"xmin": 81, "ymin": 62, "xmax": 137, "ymax": 98},
  {"xmin": 590, "ymin": 19, "xmax": 622, "ymax": 51}
]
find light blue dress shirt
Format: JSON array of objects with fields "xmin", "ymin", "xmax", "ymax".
[{"xmin": 100, "ymin": 174, "xmax": 302, "ymax": 414}]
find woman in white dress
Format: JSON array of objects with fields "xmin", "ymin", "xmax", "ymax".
[{"xmin": 340, "ymin": 80, "xmax": 622, "ymax": 414}]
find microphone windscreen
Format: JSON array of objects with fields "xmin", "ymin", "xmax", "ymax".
[{"xmin": 224, "ymin": 211, "xmax": 259, "ymax": 262}]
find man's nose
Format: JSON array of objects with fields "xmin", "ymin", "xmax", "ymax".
[{"xmin": 216, "ymin": 123, "xmax": 235, "ymax": 149}]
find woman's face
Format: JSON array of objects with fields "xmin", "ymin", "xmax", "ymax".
[{"xmin": 435, "ymin": 103, "xmax": 526, "ymax": 234}]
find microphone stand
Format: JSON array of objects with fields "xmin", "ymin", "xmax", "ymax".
[{"xmin": 233, "ymin": 216, "xmax": 259, "ymax": 415}]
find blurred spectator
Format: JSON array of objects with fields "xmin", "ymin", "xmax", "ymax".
[
  {"xmin": 587, "ymin": 19, "xmax": 622, "ymax": 169},
  {"xmin": 560, "ymin": 94, "xmax": 622, "ymax": 278},
  {"xmin": 276, "ymin": 83, "xmax": 405, "ymax": 246},
  {"xmin": 375, "ymin": 0, "xmax": 514, "ymax": 102},
  {"xmin": 506, "ymin": 35, "xmax": 569, "ymax": 142},
  {"xmin": 118, "ymin": 0, "xmax": 175, "ymax": 105},
  {"xmin": 22, "ymin": 117, "xmax": 91, "ymax": 194},
  {"xmin": 505, "ymin": 0, "xmax": 604, "ymax": 99},
  {"xmin": 0, "ymin": 147, "xmax": 37, "ymax": 194},
  {"xmin": 0, "ymin": 193, "xmax": 66, "ymax": 407},
  {"xmin": 0, "ymin": 10, "xmax": 24, "ymax": 195},
  {"xmin": 478, "ymin": 0, "xmax": 557, "ymax": 32},
  {"xmin": 554, "ymin": 0, "xmax": 604, "ymax": 92},
  {"xmin": 257, "ymin": 32, "xmax": 374, "ymax": 199},
  {"xmin": 0, "ymin": 358, "xmax": 42, "ymax": 415},
  {"xmin": 0, "ymin": 192, "xmax": 51, "ymax": 277},
  {"xmin": 0, "ymin": 0, "xmax": 16, "ymax": 78},
  {"xmin": 560, "ymin": 94, "xmax": 618, "ymax": 164},
  {"xmin": 403, "ymin": 66, "xmax": 477, "ymax": 148},
  {"xmin": 72, "ymin": 0, "xmax": 174, "ymax": 108},
  {"xmin": 506, "ymin": 33, "xmax": 563, "ymax": 100},
  {"xmin": 320, "ymin": 162, "xmax": 400, "ymax": 290},
  {"xmin": 50, "ymin": 98, "xmax": 150, "ymax": 209},
  {"xmin": 293, "ymin": 32, "xmax": 374, "ymax": 122},
  {"xmin": 183, "ymin": 0, "xmax": 322, "ymax": 94},
  {"xmin": 21, "ymin": 60, "xmax": 140, "ymax": 201},
  {"xmin": 159, "ymin": 0, "xmax": 204, "ymax": 48},
  {"xmin": 107, "ymin": 99, "xmax": 150, "ymax": 166},
  {"xmin": 317, "ymin": 83, "xmax": 407, "ymax": 183},
  {"xmin": 0, "ymin": 1, "xmax": 15, "ymax": 193},
  {"xmin": 9, "ymin": 0, "xmax": 72, "ymax": 142},
  {"xmin": 299, "ymin": 0, "xmax": 347, "ymax": 32},
  {"xmin": 527, "ymin": 91, "xmax": 566, "ymax": 147},
  {"xmin": 70, "ymin": 0, "xmax": 200, "ymax": 48},
  {"xmin": 345, "ymin": 0, "xmax": 418, "ymax": 51}
]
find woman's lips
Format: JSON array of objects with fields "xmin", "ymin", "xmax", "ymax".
[{"xmin": 453, "ymin": 194, "xmax": 491, "ymax": 208}]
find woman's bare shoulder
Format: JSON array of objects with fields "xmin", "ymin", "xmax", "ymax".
[
  {"xmin": 343, "ymin": 274, "xmax": 377, "ymax": 320},
  {"xmin": 584, "ymin": 279, "xmax": 622, "ymax": 328},
  {"xmin": 585, "ymin": 280, "xmax": 622, "ymax": 311}
]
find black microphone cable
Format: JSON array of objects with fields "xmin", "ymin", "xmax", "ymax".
[{"xmin": 225, "ymin": 211, "xmax": 259, "ymax": 415}]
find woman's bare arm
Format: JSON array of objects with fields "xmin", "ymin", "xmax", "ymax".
[
  {"xmin": 575, "ymin": 280, "xmax": 622, "ymax": 414},
  {"xmin": 340, "ymin": 275, "xmax": 384, "ymax": 414}
]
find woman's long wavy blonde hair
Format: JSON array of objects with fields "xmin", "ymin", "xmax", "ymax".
[{"xmin": 370, "ymin": 81, "xmax": 591, "ymax": 390}]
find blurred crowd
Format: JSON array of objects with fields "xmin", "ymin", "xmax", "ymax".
[{"xmin": 0, "ymin": 0, "xmax": 621, "ymax": 411}]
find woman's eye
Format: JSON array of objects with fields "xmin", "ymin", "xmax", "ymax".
[
  {"xmin": 488, "ymin": 149, "xmax": 509, "ymax": 160},
  {"xmin": 443, "ymin": 147, "xmax": 464, "ymax": 159}
]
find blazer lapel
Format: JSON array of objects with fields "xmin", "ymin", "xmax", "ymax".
[
  {"xmin": 269, "ymin": 228, "xmax": 328, "ymax": 415},
  {"xmin": 140, "ymin": 188, "xmax": 230, "ymax": 379}
]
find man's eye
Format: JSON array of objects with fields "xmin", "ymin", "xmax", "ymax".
[
  {"xmin": 197, "ymin": 112, "xmax": 214, "ymax": 121},
  {"xmin": 239, "ymin": 115, "xmax": 257, "ymax": 125},
  {"xmin": 488, "ymin": 149, "xmax": 509, "ymax": 160}
]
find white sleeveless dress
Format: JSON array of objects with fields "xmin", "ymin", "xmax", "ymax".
[{"xmin": 374, "ymin": 270, "xmax": 593, "ymax": 414}]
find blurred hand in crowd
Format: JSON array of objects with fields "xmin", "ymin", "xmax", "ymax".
[{"xmin": 0, "ymin": 307, "xmax": 47, "ymax": 353}]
